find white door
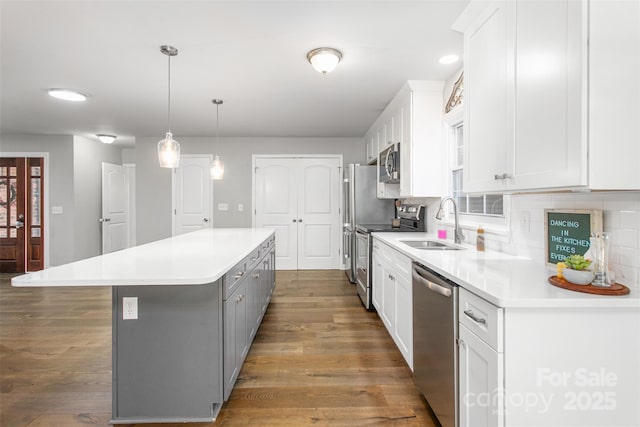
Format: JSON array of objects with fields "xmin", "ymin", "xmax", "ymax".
[
  {"xmin": 254, "ymin": 156, "xmax": 341, "ymax": 270},
  {"xmin": 254, "ymin": 158, "xmax": 298, "ymax": 269},
  {"xmin": 101, "ymin": 162, "xmax": 129, "ymax": 254},
  {"xmin": 173, "ymin": 156, "xmax": 212, "ymax": 236},
  {"xmin": 296, "ymin": 158, "xmax": 341, "ymax": 269}
]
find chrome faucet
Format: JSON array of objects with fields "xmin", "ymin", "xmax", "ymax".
[{"xmin": 435, "ymin": 197, "xmax": 465, "ymax": 244}]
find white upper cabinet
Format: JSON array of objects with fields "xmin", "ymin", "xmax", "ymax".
[
  {"xmin": 366, "ymin": 80, "xmax": 444, "ymax": 198},
  {"xmin": 457, "ymin": 0, "xmax": 640, "ymax": 193}
]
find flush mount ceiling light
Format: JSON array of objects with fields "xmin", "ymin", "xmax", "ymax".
[
  {"xmin": 48, "ymin": 88, "xmax": 88, "ymax": 102},
  {"xmin": 438, "ymin": 54, "xmax": 460, "ymax": 65},
  {"xmin": 96, "ymin": 134, "xmax": 116, "ymax": 144},
  {"xmin": 306, "ymin": 47, "xmax": 343, "ymax": 74},
  {"xmin": 210, "ymin": 99, "xmax": 225, "ymax": 180},
  {"xmin": 157, "ymin": 45, "xmax": 181, "ymax": 169}
]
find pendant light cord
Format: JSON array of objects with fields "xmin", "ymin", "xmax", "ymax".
[
  {"xmin": 216, "ymin": 102, "xmax": 219, "ymax": 146},
  {"xmin": 167, "ymin": 54, "xmax": 172, "ymax": 132}
]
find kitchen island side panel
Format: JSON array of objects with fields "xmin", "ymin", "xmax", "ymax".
[{"xmin": 112, "ymin": 283, "xmax": 223, "ymax": 423}]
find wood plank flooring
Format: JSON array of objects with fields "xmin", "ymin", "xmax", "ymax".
[{"xmin": 0, "ymin": 270, "xmax": 437, "ymax": 426}]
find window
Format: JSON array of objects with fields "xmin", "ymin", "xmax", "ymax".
[{"xmin": 447, "ymin": 119, "xmax": 505, "ymax": 220}]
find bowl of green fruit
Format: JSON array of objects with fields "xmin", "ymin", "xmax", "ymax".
[{"xmin": 561, "ymin": 255, "xmax": 594, "ymax": 285}]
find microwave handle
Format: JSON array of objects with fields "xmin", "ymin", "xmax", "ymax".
[{"xmin": 384, "ymin": 149, "xmax": 392, "ymax": 179}]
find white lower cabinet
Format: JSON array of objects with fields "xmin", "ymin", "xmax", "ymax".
[
  {"xmin": 458, "ymin": 287, "xmax": 640, "ymax": 427},
  {"xmin": 459, "ymin": 324, "xmax": 504, "ymax": 427},
  {"xmin": 372, "ymin": 238, "xmax": 413, "ymax": 369}
]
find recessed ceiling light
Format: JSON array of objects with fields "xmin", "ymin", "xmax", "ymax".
[
  {"xmin": 438, "ymin": 55, "xmax": 460, "ymax": 65},
  {"xmin": 307, "ymin": 47, "xmax": 343, "ymax": 74},
  {"xmin": 48, "ymin": 88, "xmax": 88, "ymax": 102},
  {"xmin": 96, "ymin": 134, "xmax": 117, "ymax": 144}
]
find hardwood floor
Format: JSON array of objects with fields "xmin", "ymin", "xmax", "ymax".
[{"xmin": 0, "ymin": 271, "xmax": 437, "ymax": 426}]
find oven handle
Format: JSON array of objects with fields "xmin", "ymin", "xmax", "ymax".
[{"xmin": 412, "ymin": 264, "xmax": 453, "ymax": 298}]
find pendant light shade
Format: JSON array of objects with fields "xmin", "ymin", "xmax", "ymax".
[
  {"xmin": 210, "ymin": 99, "xmax": 225, "ymax": 180},
  {"xmin": 211, "ymin": 155, "xmax": 224, "ymax": 180},
  {"xmin": 158, "ymin": 132, "xmax": 180, "ymax": 168},
  {"xmin": 307, "ymin": 47, "xmax": 342, "ymax": 74},
  {"xmin": 157, "ymin": 45, "xmax": 180, "ymax": 168}
]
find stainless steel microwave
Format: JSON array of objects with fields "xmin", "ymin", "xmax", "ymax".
[{"xmin": 379, "ymin": 143, "xmax": 400, "ymax": 184}]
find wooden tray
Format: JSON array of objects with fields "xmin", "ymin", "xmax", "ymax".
[{"xmin": 548, "ymin": 276, "xmax": 630, "ymax": 296}]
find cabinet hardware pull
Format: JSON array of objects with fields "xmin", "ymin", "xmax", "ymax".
[
  {"xmin": 494, "ymin": 173, "xmax": 511, "ymax": 180},
  {"xmin": 292, "ymin": 218, "xmax": 297, "ymax": 222},
  {"xmin": 464, "ymin": 309, "xmax": 486, "ymax": 324}
]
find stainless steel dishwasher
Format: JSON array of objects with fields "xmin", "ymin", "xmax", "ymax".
[{"xmin": 412, "ymin": 262, "xmax": 458, "ymax": 427}]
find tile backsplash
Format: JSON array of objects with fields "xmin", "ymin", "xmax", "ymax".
[
  {"xmin": 506, "ymin": 192, "xmax": 639, "ymax": 288},
  {"xmin": 430, "ymin": 192, "xmax": 640, "ymax": 288}
]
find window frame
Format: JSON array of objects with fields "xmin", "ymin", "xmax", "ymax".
[{"xmin": 442, "ymin": 106, "xmax": 510, "ymax": 233}]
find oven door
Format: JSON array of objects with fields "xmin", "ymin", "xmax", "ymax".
[{"xmin": 355, "ymin": 230, "xmax": 371, "ymax": 308}]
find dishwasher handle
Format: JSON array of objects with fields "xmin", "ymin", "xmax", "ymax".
[{"xmin": 412, "ymin": 264, "xmax": 453, "ymax": 298}]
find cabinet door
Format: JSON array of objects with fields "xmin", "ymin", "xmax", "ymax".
[
  {"xmin": 394, "ymin": 271, "xmax": 412, "ymax": 370},
  {"xmin": 224, "ymin": 280, "xmax": 248, "ymax": 399},
  {"xmin": 459, "ymin": 324, "xmax": 504, "ymax": 427},
  {"xmin": 463, "ymin": 1, "xmax": 512, "ymax": 193},
  {"xmin": 510, "ymin": 0, "xmax": 585, "ymax": 190},
  {"xmin": 380, "ymin": 264, "xmax": 396, "ymax": 330},
  {"xmin": 399, "ymin": 94, "xmax": 411, "ymax": 197},
  {"xmin": 371, "ymin": 250, "xmax": 383, "ymax": 312}
]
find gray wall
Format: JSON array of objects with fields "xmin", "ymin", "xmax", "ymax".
[
  {"xmin": 1, "ymin": 133, "xmax": 123, "ymax": 265},
  {"xmin": 132, "ymin": 136, "xmax": 365, "ymax": 245},
  {"xmin": 73, "ymin": 135, "xmax": 122, "ymax": 260},
  {"xmin": 0, "ymin": 134, "xmax": 76, "ymax": 266}
]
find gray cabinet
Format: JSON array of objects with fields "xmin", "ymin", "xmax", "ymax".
[
  {"xmin": 223, "ymin": 235, "xmax": 276, "ymax": 400},
  {"xmin": 224, "ymin": 278, "xmax": 248, "ymax": 399}
]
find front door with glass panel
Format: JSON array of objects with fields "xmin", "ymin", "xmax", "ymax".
[{"xmin": 0, "ymin": 158, "xmax": 44, "ymax": 272}]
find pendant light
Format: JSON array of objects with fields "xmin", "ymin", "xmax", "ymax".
[
  {"xmin": 157, "ymin": 45, "xmax": 181, "ymax": 168},
  {"xmin": 210, "ymin": 99, "xmax": 225, "ymax": 180}
]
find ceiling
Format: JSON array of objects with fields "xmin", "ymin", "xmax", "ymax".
[{"xmin": 0, "ymin": 0, "xmax": 469, "ymax": 146}]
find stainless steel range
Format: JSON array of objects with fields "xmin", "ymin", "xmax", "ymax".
[{"xmin": 355, "ymin": 203, "xmax": 425, "ymax": 309}]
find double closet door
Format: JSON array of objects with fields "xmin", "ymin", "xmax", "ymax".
[
  {"xmin": 0, "ymin": 158, "xmax": 44, "ymax": 273},
  {"xmin": 254, "ymin": 157, "xmax": 341, "ymax": 270}
]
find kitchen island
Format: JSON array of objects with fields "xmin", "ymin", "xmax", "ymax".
[{"xmin": 12, "ymin": 228, "xmax": 276, "ymax": 424}]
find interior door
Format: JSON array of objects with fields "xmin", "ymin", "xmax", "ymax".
[
  {"xmin": 297, "ymin": 158, "xmax": 341, "ymax": 269},
  {"xmin": 254, "ymin": 158, "xmax": 298, "ymax": 269},
  {"xmin": 254, "ymin": 156, "xmax": 341, "ymax": 270},
  {"xmin": 101, "ymin": 163, "xmax": 129, "ymax": 254},
  {"xmin": 0, "ymin": 157, "xmax": 44, "ymax": 272},
  {"xmin": 173, "ymin": 156, "xmax": 212, "ymax": 236}
]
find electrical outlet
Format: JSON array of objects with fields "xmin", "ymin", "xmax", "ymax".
[
  {"xmin": 238, "ymin": 203, "xmax": 244, "ymax": 211},
  {"xmin": 123, "ymin": 297, "xmax": 138, "ymax": 320}
]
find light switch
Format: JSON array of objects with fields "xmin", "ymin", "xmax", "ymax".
[
  {"xmin": 218, "ymin": 203, "xmax": 229, "ymax": 211},
  {"xmin": 238, "ymin": 204, "xmax": 244, "ymax": 211},
  {"xmin": 51, "ymin": 206, "xmax": 63, "ymax": 214}
]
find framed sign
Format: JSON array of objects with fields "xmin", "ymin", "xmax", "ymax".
[{"xmin": 544, "ymin": 209, "xmax": 603, "ymax": 266}]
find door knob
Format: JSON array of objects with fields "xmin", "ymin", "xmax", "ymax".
[
  {"xmin": 292, "ymin": 218, "xmax": 297, "ymax": 222},
  {"xmin": 203, "ymin": 218, "xmax": 209, "ymax": 223},
  {"xmin": 99, "ymin": 218, "xmax": 111, "ymax": 223},
  {"xmin": 15, "ymin": 214, "xmax": 25, "ymax": 229}
]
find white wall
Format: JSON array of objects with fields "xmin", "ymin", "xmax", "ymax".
[
  {"xmin": 131, "ymin": 136, "xmax": 365, "ymax": 245},
  {"xmin": 73, "ymin": 136, "xmax": 122, "ymax": 260}
]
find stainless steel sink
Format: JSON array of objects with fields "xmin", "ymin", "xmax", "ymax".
[{"xmin": 400, "ymin": 240, "xmax": 464, "ymax": 250}]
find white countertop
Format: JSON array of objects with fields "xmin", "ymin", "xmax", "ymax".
[
  {"xmin": 11, "ymin": 228, "xmax": 274, "ymax": 287},
  {"xmin": 373, "ymin": 232, "xmax": 640, "ymax": 309}
]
